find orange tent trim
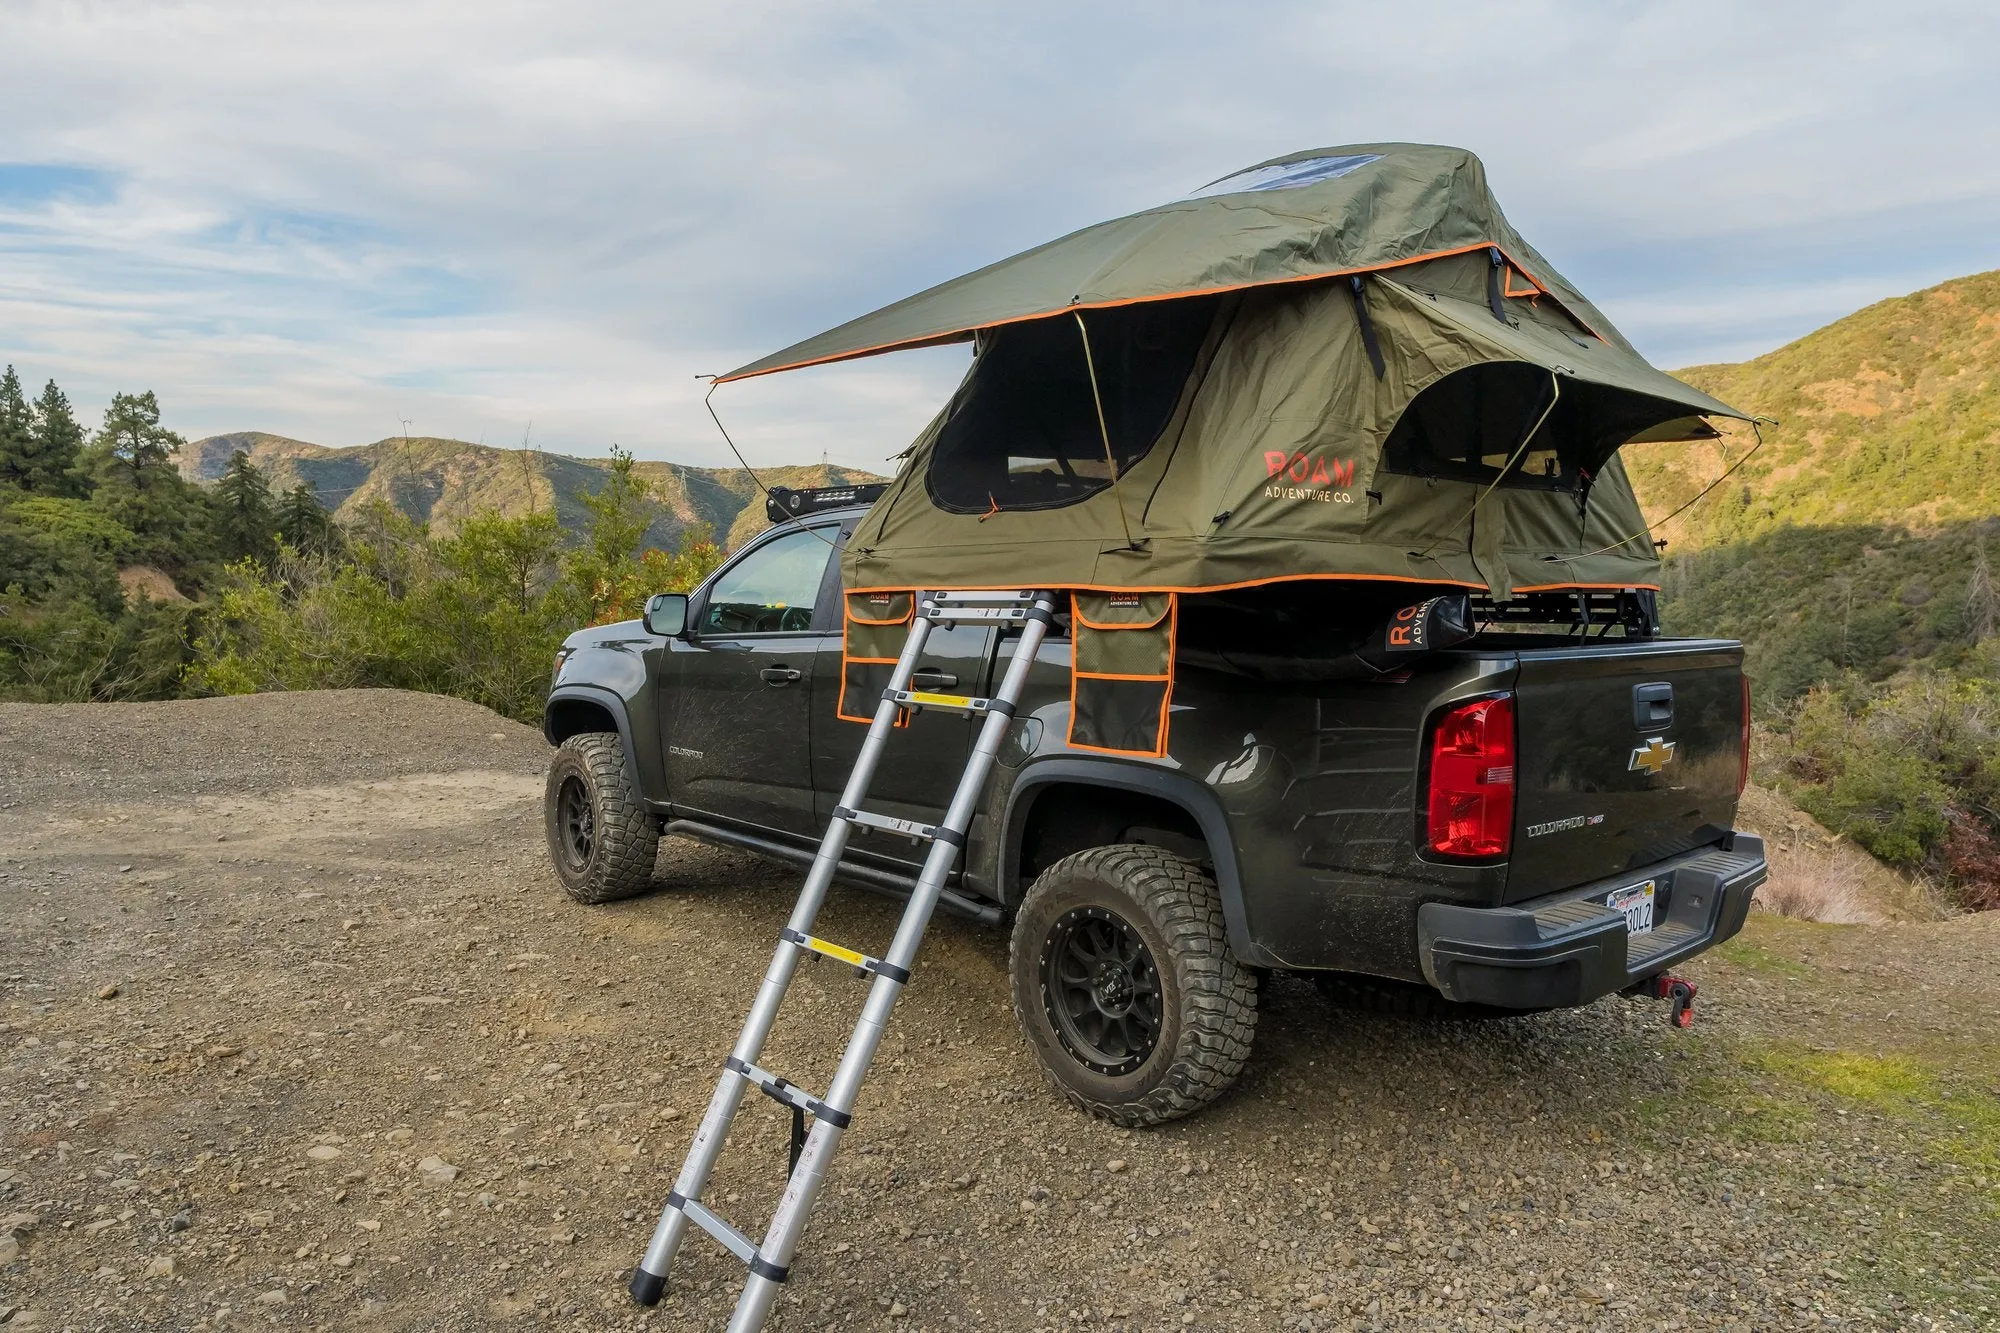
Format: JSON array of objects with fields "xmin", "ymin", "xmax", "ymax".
[{"xmin": 717, "ymin": 241, "xmax": 1603, "ymax": 384}]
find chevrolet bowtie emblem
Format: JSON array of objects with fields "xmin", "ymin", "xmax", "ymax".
[{"xmin": 1629, "ymin": 736, "xmax": 1677, "ymax": 775}]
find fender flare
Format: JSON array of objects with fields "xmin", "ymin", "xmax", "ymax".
[
  {"xmin": 543, "ymin": 685, "xmax": 647, "ymax": 801},
  {"xmin": 999, "ymin": 758, "xmax": 1276, "ymax": 968}
]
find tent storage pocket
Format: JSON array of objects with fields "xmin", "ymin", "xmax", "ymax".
[
  {"xmin": 1068, "ymin": 591, "xmax": 1178, "ymax": 757},
  {"xmin": 840, "ymin": 590, "xmax": 916, "ymax": 722}
]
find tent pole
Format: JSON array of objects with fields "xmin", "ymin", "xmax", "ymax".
[
  {"xmin": 1073, "ymin": 311, "xmax": 1139, "ymax": 551},
  {"xmin": 1546, "ymin": 418, "xmax": 1772, "ymax": 565},
  {"xmin": 702, "ymin": 378, "xmax": 837, "ymax": 551},
  {"xmin": 1415, "ymin": 370, "xmax": 1560, "ymax": 561}
]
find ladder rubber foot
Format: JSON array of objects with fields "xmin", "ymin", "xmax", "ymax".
[{"xmin": 629, "ymin": 1268, "xmax": 667, "ymax": 1306}]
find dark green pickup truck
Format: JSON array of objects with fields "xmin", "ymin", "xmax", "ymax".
[{"xmin": 542, "ymin": 502, "xmax": 1766, "ymax": 1126}]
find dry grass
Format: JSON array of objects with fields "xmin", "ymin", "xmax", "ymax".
[
  {"xmin": 1754, "ymin": 834, "xmax": 1883, "ymax": 924},
  {"xmin": 115, "ymin": 563, "xmax": 188, "ymax": 605},
  {"xmin": 1732, "ymin": 782, "xmax": 1956, "ymax": 924}
]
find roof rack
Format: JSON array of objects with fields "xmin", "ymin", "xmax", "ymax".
[
  {"xmin": 765, "ymin": 483, "xmax": 890, "ymax": 525},
  {"xmin": 1470, "ymin": 588, "xmax": 1658, "ymax": 637}
]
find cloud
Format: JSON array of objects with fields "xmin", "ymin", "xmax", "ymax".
[{"xmin": 1, "ymin": 0, "xmax": 1996, "ymax": 468}]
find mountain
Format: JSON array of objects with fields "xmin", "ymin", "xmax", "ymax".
[
  {"xmin": 1622, "ymin": 270, "xmax": 2000, "ymax": 704},
  {"xmin": 1627, "ymin": 268, "xmax": 2000, "ymax": 547},
  {"xmin": 180, "ymin": 432, "xmax": 886, "ymax": 553}
]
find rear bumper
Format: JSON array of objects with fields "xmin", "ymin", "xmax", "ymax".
[{"xmin": 1416, "ymin": 834, "xmax": 1767, "ymax": 1010}]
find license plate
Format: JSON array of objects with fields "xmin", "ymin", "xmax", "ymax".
[{"xmin": 1607, "ymin": 880, "xmax": 1656, "ymax": 935}]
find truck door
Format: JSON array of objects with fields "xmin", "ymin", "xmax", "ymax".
[
  {"xmin": 662, "ymin": 523, "xmax": 840, "ymax": 837},
  {"xmin": 810, "ymin": 544, "xmax": 995, "ymax": 872}
]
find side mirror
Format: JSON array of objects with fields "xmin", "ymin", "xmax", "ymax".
[{"xmin": 643, "ymin": 593, "xmax": 689, "ymax": 638}]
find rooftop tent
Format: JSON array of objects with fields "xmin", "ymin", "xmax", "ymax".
[
  {"xmin": 720, "ymin": 143, "xmax": 1746, "ymax": 600},
  {"xmin": 723, "ymin": 144, "xmax": 1749, "ymax": 753}
]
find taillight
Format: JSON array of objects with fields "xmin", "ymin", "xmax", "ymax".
[
  {"xmin": 1738, "ymin": 675, "xmax": 1752, "ymax": 795},
  {"xmin": 1425, "ymin": 695, "xmax": 1516, "ymax": 859}
]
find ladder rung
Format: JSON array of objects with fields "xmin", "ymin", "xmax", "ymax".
[
  {"xmin": 925, "ymin": 590, "xmax": 1039, "ymax": 605},
  {"xmin": 889, "ymin": 688, "xmax": 1009, "ymax": 718},
  {"xmin": 663, "ymin": 1191, "xmax": 793, "ymax": 1284},
  {"xmin": 832, "ymin": 805, "xmax": 965, "ymax": 849},
  {"xmin": 679, "ymin": 1196, "xmax": 758, "ymax": 1265},
  {"xmin": 922, "ymin": 604, "xmax": 1034, "ymax": 623},
  {"xmin": 726, "ymin": 1056, "xmax": 853, "ymax": 1128},
  {"xmin": 780, "ymin": 927, "xmax": 911, "ymax": 984},
  {"xmin": 920, "ymin": 591, "xmax": 1047, "ymax": 623}
]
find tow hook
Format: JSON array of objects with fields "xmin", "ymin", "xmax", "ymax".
[{"xmin": 1651, "ymin": 974, "xmax": 1698, "ymax": 1028}]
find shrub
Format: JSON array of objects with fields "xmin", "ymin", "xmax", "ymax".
[
  {"xmin": 188, "ymin": 477, "xmax": 722, "ymax": 725},
  {"xmin": 0, "ymin": 587, "xmax": 191, "ymax": 702},
  {"xmin": 1764, "ymin": 666, "xmax": 2000, "ymax": 909}
]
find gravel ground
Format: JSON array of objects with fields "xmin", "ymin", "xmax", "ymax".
[{"xmin": 0, "ymin": 689, "xmax": 1994, "ymax": 1332}]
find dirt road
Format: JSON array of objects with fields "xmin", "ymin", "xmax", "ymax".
[{"xmin": 1, "ymin": 690, "xmax": 1994, "ymax": 1332}]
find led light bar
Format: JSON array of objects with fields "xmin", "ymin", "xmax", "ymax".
[{"xmin": 765, "ymin": 483, "xmax": 890, "ymax": 524}]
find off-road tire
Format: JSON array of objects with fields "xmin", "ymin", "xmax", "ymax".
[
  {"xmin": 1010, "ymin": 845, "xmax": 1257, "ymax": 1127},
  {"xmin": 1310, "ymin": 971, "xmax": 1526, "ymax": 1020},
  {"xmin": 543, "ymin": 733, "xmax": 660, "ymax": 904}
]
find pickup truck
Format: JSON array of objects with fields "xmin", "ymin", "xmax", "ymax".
[{"xmin": 543, "ymin": 500, "xmax": 1767, "ymax": 1126}]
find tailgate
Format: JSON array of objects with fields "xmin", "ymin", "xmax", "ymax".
[{"xmin": 1505, "ymin": 639, "xmax": 1744, "ymax": 901}]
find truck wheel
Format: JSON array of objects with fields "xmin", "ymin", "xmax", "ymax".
[
  {"xmin": 1010, "ymin": 845, "xmax": 1257, "ymax": 1127},
  {"xmin": 544, "ymin": 733, "xmax": 660, "ymax": 904}
]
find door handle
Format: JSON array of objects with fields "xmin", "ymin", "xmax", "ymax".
[
  {"xmin": 910, "ymin": 669, "xmax": 959, "ymax": 689},
  {"xmin": 759, "ymin": 666, "xmax": 802, "ymax": 686}
]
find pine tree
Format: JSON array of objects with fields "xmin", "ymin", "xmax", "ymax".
[
  {"xmin": 93, "ymin": 390, "xmax": 184, "ymax": 489},
  {"xmin": 276, "ymin": 483, "xmax": 338, "ymax": 557},
  {"xmin": 0, "ymin": 366, "xmax": 32, "ymax": 490},
  {"xmin": 215, "ymin": 450, "xmax": 278, "ymax": 564},
  {"xmin": 81, "ymin": 390, "xmax": 216, "ymax": 579},
  {"xmin": 564, "ymin": 446, "xmax": 660, "ymax": 623},
  {"xmin": 28, "ymin": 379, "xmax": 87, "ymax": 496}
]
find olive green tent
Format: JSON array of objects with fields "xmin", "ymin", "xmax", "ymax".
[
  {"xmin": 723, "ymin": 142, "xmax": 1744, "ymax": 599},
  {"xmin": 721, "ymin": 143, "xmax": 1748, "ymax": 754}
]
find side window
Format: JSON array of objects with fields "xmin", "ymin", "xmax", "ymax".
[
  {"xmin": 924, "ymin": 296, "xmax": 1219, "ymax": 514},
  {"xmin": 699, "ymin": 527, "xmax": 836, "ymax": 635},
  {"xmin": 1380, "ymin": 361, "xmax": 1578, "ymax": 492}
]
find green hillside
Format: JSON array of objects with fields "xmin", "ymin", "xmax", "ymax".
[
  {"xmin": 1627, "ymin": 268, "xmax": 2000, "ymax": 547},
  {"xmin": 1623, "ymin": 271, "xmax": 2000, "ymax": 905},
  {"xmin": 1622, "ymin": 271, "xmax": 2000, "ymax": 705},
  {"xmin": 180, "ymin": 432, "xmax": 884, "ymax": 553}
]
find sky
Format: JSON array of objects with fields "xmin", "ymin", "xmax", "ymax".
[{"xmin": 3, "ymin": 0, "xmax": 1997, "ymax": 471}]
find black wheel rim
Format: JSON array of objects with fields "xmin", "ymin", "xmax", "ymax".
[
  {"xmin": 1039, "ymin": 905, "xmax": 1163, "ymax": 1076},
  {"xmin": 557, "ymin": 775, "xmax": 595, "ymax": 872}
]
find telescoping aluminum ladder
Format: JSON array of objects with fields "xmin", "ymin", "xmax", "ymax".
[{"xmin": 629, "ymin": 589, "xmax": 1060, "ymax": 1331}]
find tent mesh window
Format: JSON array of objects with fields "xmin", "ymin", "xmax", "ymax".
[
  {"xmin": 926, "ymin": 296, "xmax": 1219, "ymax": 514},
  {"xmin": 1380, "ymin": 362, "xmax": 1583, "ymax": 492},
  {"xmin": 1382, "ymin": 361, "xmax": 1707, "ymax": 492}
]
